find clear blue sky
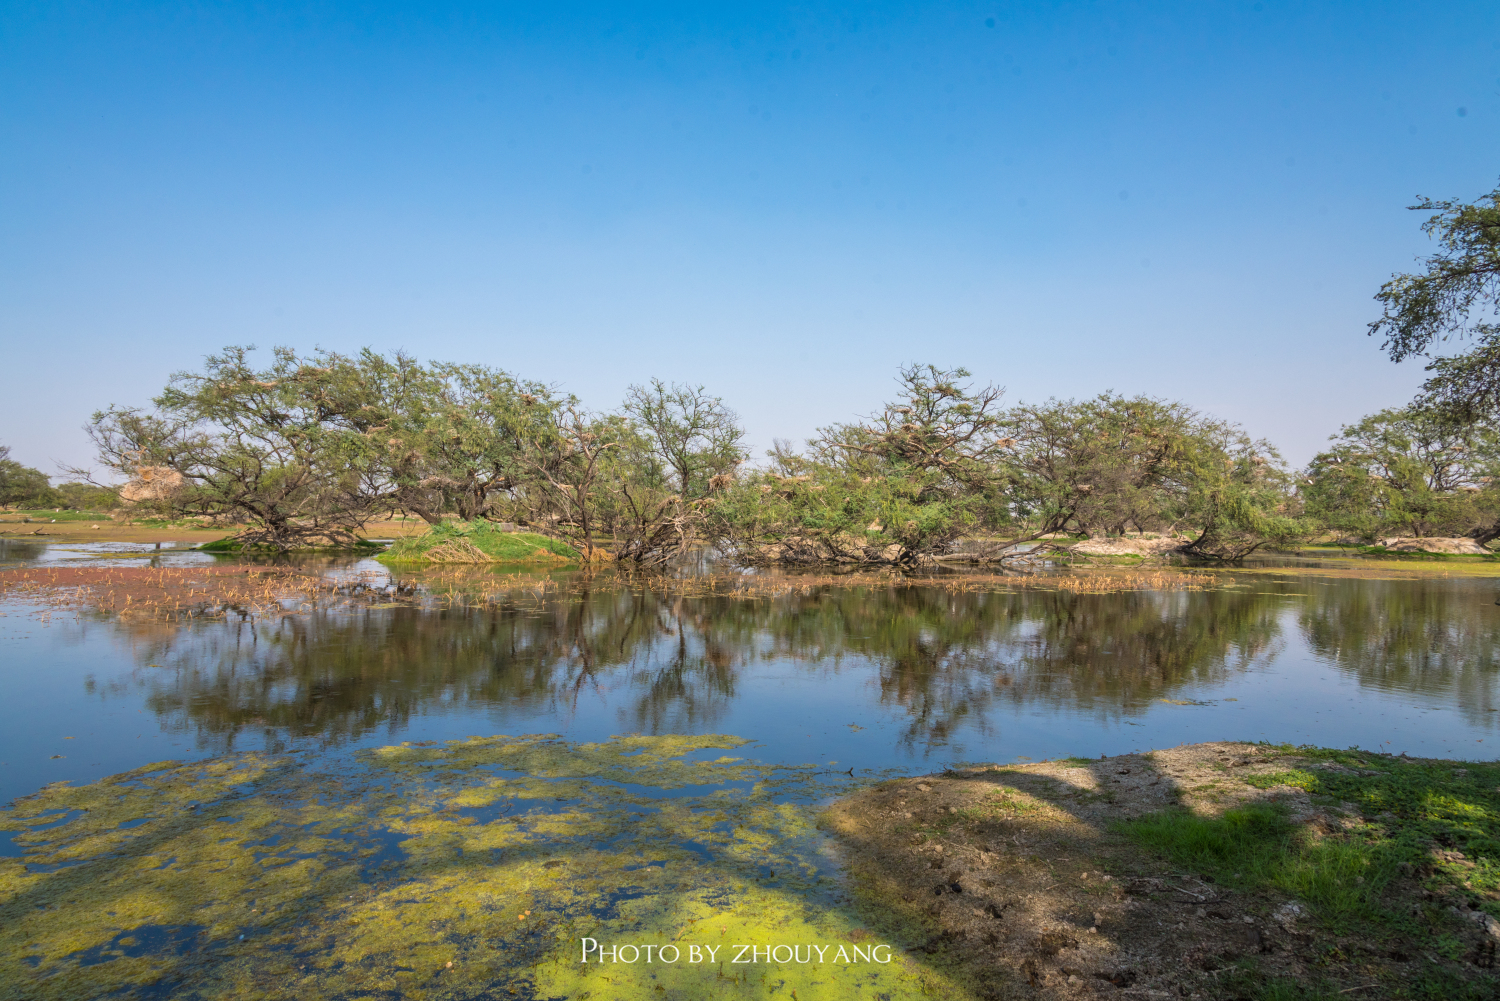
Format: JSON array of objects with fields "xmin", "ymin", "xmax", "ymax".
[{"xmin": 3, "ymin": 1, "xmax": 1498, "ymax": 475}]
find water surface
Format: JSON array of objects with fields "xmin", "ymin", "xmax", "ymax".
[{"xmin": 3, "ymin": 540, "xmax": 1498, "ymax": 808}]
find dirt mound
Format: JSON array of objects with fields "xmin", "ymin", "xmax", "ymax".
[
  {"xmin": 826, "ymin": 742, "xmax": 1500, "ymax": 999},
  {"xmin": 1377, "ymin": 537, "xmax": 1490, "ymax": 554},
  {"xmin": 1068, "ymin": 535, "xmax": 1187, "ymax": 556}
]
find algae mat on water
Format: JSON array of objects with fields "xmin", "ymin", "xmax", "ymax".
[{"xmin": 1, "ymin": 734, "xmax": 969, "ymax": 1000}]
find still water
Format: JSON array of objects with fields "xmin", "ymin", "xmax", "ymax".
[{"xmin": 2, "ymin": 540, "xmax": 1499, "ymax": 810}]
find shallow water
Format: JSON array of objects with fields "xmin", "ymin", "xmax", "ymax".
[{"xmin": 3, "ymin": 540, "xmax": 1498, "ymax": 809}]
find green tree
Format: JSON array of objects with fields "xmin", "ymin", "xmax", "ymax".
[
  {"xmin": 1369, "ymin": 181, "xmax": 1500, "ymax": 365},
  {"xmin": 349, "ymin": 354, "xmax": 563, "ymax": 524},
  {"xmin": 55, "ymin": 482, "xmax": 120, "ymax": 510},
  {"xmin": 1303, "ymin": 405, "xmax": 1500, "ymax": 542},
  {"xmin": 1178, "ymin": 431, "xmax": 1308, "ymax": 560},
  {"xmin": 1004, "ymin": 393, "xmax": 1207, "ymax": 539},
  {"xmin": 516, "ymin": 404, "xmax": 629, "ymax": 559},
  {"xmin": 621, "ymin": 380, "xmax": 747, "ymax": 498},
  {"xmin": 711, "ymin": 365, "xmax": 1013, "ymax": 564},
  {"xmin": 0, "ymin": 445, "xmax": 58, "ymax": 508},
  {"xmin": 1003, "ymin": 394, "xmax": 1306, "ymax": 560},
  {"xmin": 1367, "ymin": 182, "xmax": 1500, "ymax": 424},
  {"xmin": 84, "ymin": 346, "xmax": 387, "ymax": 550}
]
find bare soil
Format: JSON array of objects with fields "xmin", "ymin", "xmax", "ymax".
[{"xmin": 826, "ymin": 742, "xmax": 1499, "ymax": 999}]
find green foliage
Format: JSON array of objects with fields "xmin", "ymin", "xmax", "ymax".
[
  {"xmin": 1369, "ymin": 181, "xmax": 1500, "ymax": 365},
  {"xmin": 0, "ymin": 444, "xmax": 58, "ymax": 507},
  {"xmin": 713, "ymin": 370, "xmax": 1308, "ymax": 564},
  {"xmin": 621, "ymin": 378, "xmax": 747, "ymax": 498},
  {"xmin": 53, "ymin": 481, "xmax": 120, "ymax": 510},
  {"xmin": 1304, "ymin": 405, "xmax": 1500, "ymax": 542},
  {"xmin": 712, "ymin": 365, "xmax": 1014, "ymax": 563},
  {"xmin": 85, "ymin": 346, "xmax": 399, "ymax": 550},
  {"xmin": 377, "ymin": 522, "xmax": 578, "ymax": 563},
  {"xmin": 358, "ymin": 354, "xmax": 566, "ymax": 524}
]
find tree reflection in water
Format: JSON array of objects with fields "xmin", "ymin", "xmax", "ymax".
[
  {"xmin": 83, "ymin": 571, "xmax": 1499, "ymax": 754},
  {"xmin": 1298, "ymin": 576, "xmax": 1500, "ymax": 725}
]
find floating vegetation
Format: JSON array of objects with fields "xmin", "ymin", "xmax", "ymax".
[{"xmin": 0, "ymin": 734, "xmax": 968, "ymax": 1000}]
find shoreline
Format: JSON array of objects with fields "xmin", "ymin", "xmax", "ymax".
[{"xmin": 827, "ymin": 741, "xmax": 1500, "ymax": 998}]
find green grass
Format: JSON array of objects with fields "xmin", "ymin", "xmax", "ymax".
[
  {"xmin": 376, "ymin": 520, "xmax": 579, "ymax": 564},
  {"xmin": 1116, "ymin": 747, "xmax": 1500, "ymax": 935},
  {"xmin": 1217, "ymin": 957, "xmax": 1498, "ymax": 1001}
]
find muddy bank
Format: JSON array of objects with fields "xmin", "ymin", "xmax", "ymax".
[{"xmin": 825, "ymin": 742, "xmax": 1500, "ymax": 999}]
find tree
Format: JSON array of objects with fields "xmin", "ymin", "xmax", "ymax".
[
  {"xmin": 1367, "ymin": 182, "xmax": 1500, "ymax": 425},
  {"xmin": 1303, "ymin": 405, "xmax": 1500, "ymax": 542},
  {"xmin": 711, "ymin": 365, "xmax": 1014, "ymax": 564},
  {"xmin": 55, "ymin": 482, "xmax": 120, "ymax": 510},
  {"xmin": 1003, "ymin": 393, "xmax": 1207, "ymax": 540},
  {"xmin": 1177, "ymin": 432, "xmax": 1308, "ymax": 560},
  {"xmin": 516, "ymin": 404, "xmax": 627, "ymax": 559},
  {"xmin": 83, "ymin": 346, "xmax": 387, "ymax": 550},
  {"xmin": 621, "ymin": 380, "xmax": 747, "ymax": 498},
  {"xmin": 1369, "ymin": 181, "xmax": 1500, "ymax": 364},
  {"xmin": 350, "ymin": 354, "xmax": 563, "ymax": 524},
  {"xmin": 0, "ymin": 445, "xmax": 58, "ymax": 508}
]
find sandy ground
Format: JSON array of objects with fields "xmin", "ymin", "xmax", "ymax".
[{"xmin": 826, "ymin": 742, "xmax": 1499, "ymax": 999}]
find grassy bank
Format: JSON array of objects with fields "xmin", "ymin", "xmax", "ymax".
[
  {"xmin": 375, "ymin": 520, "xmax": 578, "ymax": 564},
  {"xmin": 826, "ymin": 742, "xmax": 1500, "ymax": 1000}
]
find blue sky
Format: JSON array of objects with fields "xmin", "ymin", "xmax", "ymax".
[{"xmin": 2, "ymin": 1, "xmax": 1498, "ymax": 475}]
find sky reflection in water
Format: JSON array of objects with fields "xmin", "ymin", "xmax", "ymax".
[{"xmin": 2, "ymin": 542, "xmax": 1498, "ymax": 807}]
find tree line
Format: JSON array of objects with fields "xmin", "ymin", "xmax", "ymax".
[
  {"xmin": 6, "ymin": 177, "xmax": 1497, "ymax": 560},
  {"xmin": 24, "ymin": 348, "xmax": 1301, "ymax": 562}
]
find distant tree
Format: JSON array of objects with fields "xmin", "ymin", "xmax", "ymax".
[
  {"xmin": 516, "ymin": 405, "xmax": 628, "ymax": 559},
  {"xmin": 55, "ymin": 482, "xmax": 120, "ymax": 510},
  {"xmin": 711, "ymin": 367, "xmax": 1309, "ymax": 565},
  {"xmin": 0, "ymin": 445, "xmax": 59, "ymax": 508},
  {"xmin": 1004, "ymin": 393, "xmax": 1307, "ymax": 560},
  {"xmin": 83, "ymin": 346, "xmax": 387, "ymax": 550},
  {"xmin": 711, "ymin": 365, "xmax": 1014, "ymax": 564},
  {"xmin": 1304, "ymin": 405, "xmax": 1500, "ymax": 542},
  {"xmin": 621, "ymin": 380, "xmax": 747, "ymax": 498},
  {"xmin": 350, "ymin": 354, "xmax": 564, "ymax": 524},
  {"xmin": 1003, "ymin": 393, "xmax": 1206, "ymax": 540},
  {"xmin": 1177, "ymin": 431, "xmax": 1308, "ymax": 560}
]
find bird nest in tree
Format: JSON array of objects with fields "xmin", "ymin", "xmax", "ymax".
[{"xmin": 118, "ymin": 466, "xmax": 185, "ymax": 504}]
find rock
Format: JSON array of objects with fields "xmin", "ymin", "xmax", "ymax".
[
  {"xmin": 1272, "ymin": 902, "xmax": 1304, "ymax": 929},
  {"xmin": 1464, "ymin": 910, "xmax": 1500, "ymax": 940}
]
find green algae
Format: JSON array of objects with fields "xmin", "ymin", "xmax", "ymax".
[{"xmin": 1, "ymin": 734, "xmax": 973, "ymax": 1000}]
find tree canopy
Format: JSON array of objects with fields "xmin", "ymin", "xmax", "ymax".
[{"xmin": 1370, "ymin": 181, "xmax": 1500, "ymax": 364}]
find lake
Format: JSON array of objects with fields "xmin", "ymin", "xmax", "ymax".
[
  {"xmin": 3, "ymin": 539, "xmax": 1499, "ymax": 999},
  {"xmin": 3, "ymin": 540, "xmax": 1497, "ymax": 809}
]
